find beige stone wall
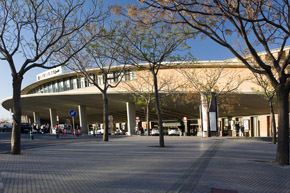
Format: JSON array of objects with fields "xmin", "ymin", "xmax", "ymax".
[
  {"xmin": 259, "ymin": 115, "xmax": 269, "ymax": 137},
  {"xmin": 116, "ymin": 66, "xmax": 263, "ymax": 93}
]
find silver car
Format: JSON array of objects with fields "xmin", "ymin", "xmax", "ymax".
[
  {"xmin": 168, "ymin": 128, "xmax": 180, "ymax": 136},
  {"xmin": 151, "ymin": 128, "xmax": 159, "ymax": 136}
]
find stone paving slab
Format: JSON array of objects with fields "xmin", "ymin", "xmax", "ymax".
[{"xmin": 0, "ymin": 135, "xmax": 289, "ymax": 193}]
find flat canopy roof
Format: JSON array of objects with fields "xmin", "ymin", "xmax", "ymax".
[{"xmin": 2, "ymin": 91, "xmax": 274, "ymax": 124}]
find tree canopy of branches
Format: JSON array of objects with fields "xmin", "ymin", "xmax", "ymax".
[
  {"xmin": 111, "ymin": 11, "xmax": 189, "ymax": 146},
  {"xmin": 68, "ymin": 26, "xmax": 129, "ymax": 142},
  {"xmin": 0, "ymin": 0, "xmax": 107, "ymax": 154},
  {"xmin": 178, "ymin": 65, "xmax": 245, "ymax": 137},
  {"xmin": 121, "ymin": 70, "xmax": 183, "ymax": 136},
  {"xmin": 140, "ymin": 0, "xmax": 290, "ymax": 165}
]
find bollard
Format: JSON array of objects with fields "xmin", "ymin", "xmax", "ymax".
[
  {"xmin": 76, "ymin": 128, "xmax": 79, "ymax": 137},
  {"xmin": 29, "ymin": 130, "xmax": 34, "ymax": 140},
  {"xmin": 55, "ymin": 125, "xmax": 59, "ymax": 139}
]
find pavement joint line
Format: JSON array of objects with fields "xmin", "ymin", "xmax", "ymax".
[{"xmin": 167, "ymin": 140, "xmax": 223, "ymax": 193}]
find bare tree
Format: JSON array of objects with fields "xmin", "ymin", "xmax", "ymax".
[
  {"xmin": 68, "ymin": 27, "xmax": 129, "ymax": 142},
  {"xmin": 141, "ymin": 0, "xmax": 290, "ymax": 165},
  {"xmin": 120, "ymin": 70, "xmax": 183, "ymax": 136},
  {"xmin": 0, "ymin": 0, "xmax": 107, "ymax": 154},
  {"xmin": 113, "ymin": 19, "xmax": 188, "ymax": 147},
  {"xmin": 178, "ymin": 65, "xmax": 245, "ymax": 137},
  {"xmin": 252, "ymin": 73, "xmax": 277, "ymax": 144}
]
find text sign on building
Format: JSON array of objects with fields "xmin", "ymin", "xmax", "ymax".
[
  {"xmin": 69, "ymin": 109, "xmax": 77, "ymax": 117},
  {"xmin": 36, "ymin": 66, "xmax": 63, "ymax": 81}
]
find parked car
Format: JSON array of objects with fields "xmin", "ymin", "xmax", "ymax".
[
  {"xmin": 58, "ymin": 124, "xmax": 72, "ymax": 134},
  {"xmin": 115, "ymin": 129, "xmax": 123, "ymax": 135},
  {"xmin": 168, "ymin": 128, "xmax": 180, "ymax": 136},
  {"xmin": 21, "ymin": 123, "xmax": 32, "ymax": 133},
  {"xmin": 151, "ymin": 128, "xmax": 159, "ymax": 136},
  {"xmin": 93, "ymin": 128, "xmax": 111, "ymax": 135},
  {"xmin": 95, "ymin": 128, "xmax": 104, "ymax": 135},
  {"xmin": 90, "ymin": 129, "xmax": 102, "ymax": 135}
]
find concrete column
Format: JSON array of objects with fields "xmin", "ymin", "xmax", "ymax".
[
  {"xmin": 78, "ymin": 105, "xmax": 88, "ymax": 135},
  {"xmin": 21, "ymin": 115, "xmax": 29, "ymax": 123},
  {"xmin": 49, "ymin": 108, "xmax": 57, "ymax": 131},
  {"xmin": 33, "ymin": 112, "xmax": 40, "ymax": 125},
  {"xmin": 126, "ymin": 102, "xmax": 136, "ymax": 135}
]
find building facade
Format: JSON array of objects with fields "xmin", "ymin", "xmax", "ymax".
[{"xmin": 2, "ymin": 48, "xmax": 288, "ymax": 137}]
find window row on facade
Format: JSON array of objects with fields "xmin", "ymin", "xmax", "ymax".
[{"xmin": 28, "ymin": 71, "xmax": 137, "ymax": 94}]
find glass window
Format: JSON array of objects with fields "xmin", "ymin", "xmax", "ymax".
[
  {"xmin": 47, "ymin": 83, "xmax": 52, "ymax": 93},
  {"xmin": 97, "ymin": 75, "xmax": 103, "ymax": 85},
  {"xmin": 58, "ymin": 81, "xmax": 63, "ymax": 92},
  {"xmin": 130, "ymin": 71, "xmax": 137, "ymax": 80},
  {"xmin": 63, "ymin": 79, "xmax": 70, "ymax": 91},
  {"xmin": 89, "ymin": 75, "xmax": 94, "ymax": 87},
  {"xmin": 55, "ymin": 81, "xmax": 59, "ymax": 92},
  {"xmin": 107, "ymin": 73, "xmax": 114, "ymax": 83},
  {"xmin": 80, "ymin": 77, "xmax": 85, "ymax": 88},
  {"xmin": 124, "ymin": 72, "xmax": 130, "ymax": 81},
  {"xmin": 52, "ymin": 82, "xmax": 56, "ymax": 92},
  {"xmin": 72, "ymin": 78, "xmax": 77, "ymax": 89},
  {"xmin": 43, "ymin": 84, "xmax": 48, "ymax": 93},
  {"xmin": 69, "ymin": 78, "xmax": 73, "ymax": 89},
  {"xmin": 77, "ymin": 78, "xmax": 81, "ymax": 88}
]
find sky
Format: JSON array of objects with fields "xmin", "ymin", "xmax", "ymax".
[{"xmin": 0, "ymin": 0, "xmax": 235, "ymax": 121}]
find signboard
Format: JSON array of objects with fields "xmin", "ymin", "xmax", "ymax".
[
  {"xmin": 200, "ymin": 94, "xmax": 217, "ymax": 132},
  {"xmin": 69, "ymin": 109, "xmax": 77, "ymax": 117},
  {"xmin": 209, "ymin": 112, "xmax": 217, "ymax": 131},
  {"xmin": 36, "ymin": 66, "xmax": 63, "ymax": 81}
]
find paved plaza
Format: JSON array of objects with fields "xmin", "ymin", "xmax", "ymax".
[{"xmin": 0, "ymin": 134, "xmax": 289, "ymax": 193}]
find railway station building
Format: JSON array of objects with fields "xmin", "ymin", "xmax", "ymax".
[{"xmin": 2, "ymin": 48, "xmax": 289, "ymax": 137}]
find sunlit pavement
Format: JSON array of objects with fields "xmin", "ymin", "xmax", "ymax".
[{"xmin": 0, "ymin": 134, "xmax": 289, "ymax": 193}]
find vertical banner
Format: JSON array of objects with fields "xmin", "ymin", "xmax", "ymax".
[
  {"xmin": 209, "ymin": 112, "xmax": 217, "ymax": 131},
  {"xmin": 200, "ymin": 93, "xmax": 218, "ymax": 132}
]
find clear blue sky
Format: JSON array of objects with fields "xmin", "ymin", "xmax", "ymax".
[{"xmin": 0, "ymin": 0, "xmax": 234, "ymax": 121}]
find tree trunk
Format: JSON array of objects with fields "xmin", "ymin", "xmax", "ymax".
[
  {"xmin": 146, "ymin": 103, "xmax": 150, "ymax": 136},
  {"xmin": 102, "ymin": 92, "xmax": 109, "ymax": 142},
  {"xmin": 11, "ymin": 75, "xmax": 23, "ymax": 154},
  {"xmin": 276, "ymin": 86, "xmax": 289, "ymax": 165},
  {"xmin": 152, "ymin": 72, "xmax": 164, "ymax": 147},
  {"xmin": 269, "ymin": 100, "xmax": 276, "ymax": 144},
  {"xmin": 207, "ymin": 110, "xmax": 211, "ymax": 137}
]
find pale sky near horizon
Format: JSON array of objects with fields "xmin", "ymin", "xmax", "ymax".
[{"xmin": 0, "ymin": 0, "xmax": 236, "ymax": 121}]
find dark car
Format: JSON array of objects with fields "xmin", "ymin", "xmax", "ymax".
[{"xmin": 21, "ymin": 123, "xmax": 32, "ymax": 133}]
